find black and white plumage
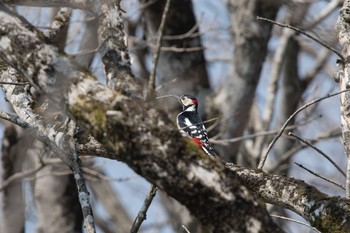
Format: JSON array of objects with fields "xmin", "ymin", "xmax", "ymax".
[{"xmin": 176, "ymin": 94, "xmax": 216, "ymax": 156}]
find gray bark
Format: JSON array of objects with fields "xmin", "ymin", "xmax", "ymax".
[{"xmin": 228, "ymin": 164, "xmax": 350, "ymax": 233}]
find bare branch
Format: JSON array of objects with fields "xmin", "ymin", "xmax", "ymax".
[
  {"xmin": 259, "ymin": 89, "xmax": 349, "ymax": 170},
  {"xmin": 211, "ymin": 124, "xmax": 303, "ymax": 145},
  {"xmin": 0, "ymin": 64, "xmax": 96, "ymax": 232},
  {"xmin": 146, "ymin": 0, "xmax": 172, "ymax": 100},
  {"xmin": 267, "ymin": 128, "xmax": 342, "ymax": 173},
  {"xmin": 270, "ymin": 214, "xmax": 321, "ymax": 233},
  {"xmin": 130, "ymin": 185, "xmax": 158, "ymax": 233},
  {"xmin": 289, "ymin": 132, "xmax": 346, "ymax": 177},
  {"xmin": 294, "ymin": 162, "xmax": 345, "ymax": 190},
  {"xmin": 0, "ymin": 81, "xmax": 28, "ymax": 85},
  {"xmin": 257, "ymin": 16, "xmax": 344, "ymax": 60},
  {"xmin": 0, "ymin": 162, "xmax": 45, "ymax": 192},
  {"xmin": 227, "ymin": 163, "xmax": 350, "ymax": 232},
  {"xmin": 181, "ymin": 225, "xmax": 191, "ymax": 233}
]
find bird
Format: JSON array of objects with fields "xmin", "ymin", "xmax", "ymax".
[{"xmin": 176, "ymin": 94, "xmax": 217, "ymax": 156}]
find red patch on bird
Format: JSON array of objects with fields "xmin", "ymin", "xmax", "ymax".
[
  {"xmin": 191, "ymin": 138, "xmax": 202, "ymax": 147},
  {"xmin": 192, "ymin": 99, "xmax": 198, "ymax": 105}
]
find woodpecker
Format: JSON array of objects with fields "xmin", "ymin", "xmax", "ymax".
[{"xmin": 176, "ymin": 94, "xmax": 216, "ymax": 156}]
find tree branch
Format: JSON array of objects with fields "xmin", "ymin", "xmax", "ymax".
[
  {"xmin": 96, "ymin": 0, "xmax": 141, "ymax": 96},
  {"xmin": 146, "ymin": 0, "xmax": 171, "ymax": 100},
  {"xmin": 259, "ymin": 89, "xmax": 349, "ymax": 169},
  {"xmin": 0, "ymin": 65, "xmax": 96, "ymax": 232},
  {"xmin": 227, "ymin": 163, "xmax": 350, "ymax": 233},
  {"xmin": 336, "ymin": 0, "xmax": 350, "ymax": 198},
  {"xmin": 130, "ymin": 185, "xmax": 158, "ymax": 233}
]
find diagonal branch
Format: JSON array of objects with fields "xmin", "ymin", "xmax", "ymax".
[
  {"xmin": 227, "ymin": 163, "xmax": 350, "ymax": 233},
  {"xmin": 130, "ymin": 185, "xmax": 158, "ymax": 233},
  {"xmin": 259, "ymin": 89, "xmax": 349, "ymax": 169},
  {"xmin": 0, "ymin": 64, "xmax": 96, "ymax": 233}
]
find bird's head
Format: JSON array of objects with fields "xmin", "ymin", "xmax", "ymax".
[{"xmin": 179, "ymin": 94, "xmax": 198, "ymax": 109}]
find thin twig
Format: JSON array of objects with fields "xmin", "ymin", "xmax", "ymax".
[
  {"xmin": 258, "ymin": 89, "xmax": 349, "ymax": 170},
  {"xmin": 162, "ymin": 23, "xmax": 199, "ymax": 40},
  {"xmin": 155, "ymin": 94, "xmax": 180, "ymax": 100},
  {"xmin": 257, "ymin": 16, "xmax": 344, "ymax": 61},
  {"xmin": 268, "ymin": 127, "xmax": 342, "ymax": 172},
  {"xmin": 206, "ymin": 117, "xmax": 219, "ymax": 132},
  {"xmin": 213, "ymin": 115, "xmax": 322, "ymax": 145},
  {"xmin": 0, "ymin": 158, "xmax": 63, "ymax": 191},
  {"xmin": 82, "ymin": 167, "xmax": 135, "ymax": 183},
  {"xmin": 289, "ymin": 132, "xmax": 346, "ymax": 177},
  {"xmin": 178, "ymin": 117, "xmax": 219, "ymax": 134},
  {"xmin": 150, "ymin": 44, "xmax": 204, "ymax": 52},
  {"xmin": 130, "ymin": 36, "xmax": 205, "ymax": 53},
  {"xmin": 270, "ymin": 214, "xmax": 322, "ymax": 233},
  {"xmin": 130, "ymin": 184, "xmax": 158, "ymax": 233},
  {"xmin": 0, "ymin": 163, "xmax": 45, "ymax": 191},
  {"xmin": 0, "ymin": 81, "xmax": 29, "ymax": 85},
  {"xmin": 181, "ymin": 225, "xmax": 191, "ymax": 233},
  {"xmin": 146, "ymin": 0, "xmax": 172, "ymax": 101},
  {"xmin": 211, "ymin": 124, "xmax": 301, "ymax": 145},
  {"xmin": 294, "ymin": 162, "xmax": 345, "ymax": 190},
  {"xmin": 155, "ymin": 78, "xmax": 178, "ymax": 91}
]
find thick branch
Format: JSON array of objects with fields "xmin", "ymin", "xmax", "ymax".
[
  {"xmin": 0, "ymin": 65, "xmax": 96, "ymax": 232},
  {"xmin": 96, "ymin": 0, "xmax": 141, "ymax": 96},
  {"xmin": 227, "ymin": 164, "xmax": 350, "ymax": 233}
]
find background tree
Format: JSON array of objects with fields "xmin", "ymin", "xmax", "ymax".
[{"xmin": 0, "ymin": 0, "xmax": 349, "ymax": 233}]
